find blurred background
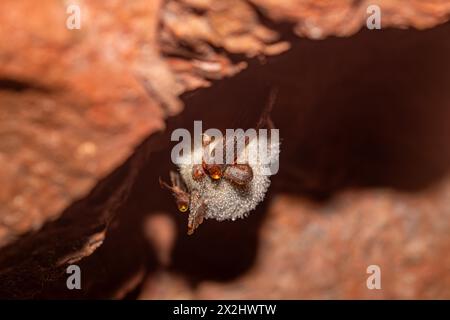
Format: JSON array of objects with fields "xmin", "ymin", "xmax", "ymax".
[{"xmin": 0, "ymin": 0, "xmax": 449, "ymax": 299}]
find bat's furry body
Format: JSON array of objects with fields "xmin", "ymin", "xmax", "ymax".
[{"xmin": 178, "ymin": 136, "xmax": 280, "ymax": 222}]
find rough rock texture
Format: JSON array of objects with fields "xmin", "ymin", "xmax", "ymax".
[
  {"xmin": 253, "ymin": 0, "xmax": 450, "ymax": 38},
  {"xmin": 0, "ymin": 0, "xmax": 449, "ymax": 298},
  {"xmin": 0, "ymin": 0, "xmax": 167, "ymax": 247}
]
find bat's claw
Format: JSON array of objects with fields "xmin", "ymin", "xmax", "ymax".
[
  {"xmin": 187, "ymin": 197, "xmax": 206, "ymax": 235},
  {"xmin": 187, "ymin": 216, "xmax": 204, "ymax": 235}
]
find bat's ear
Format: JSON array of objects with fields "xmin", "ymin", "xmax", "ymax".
[
  {"xmin": 202, "ymin": 133, "xmax": 212, "ymax": 147},
  {"xmin": 257, "ymin": 87, "xmax": 278, "ymax": 130}
]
